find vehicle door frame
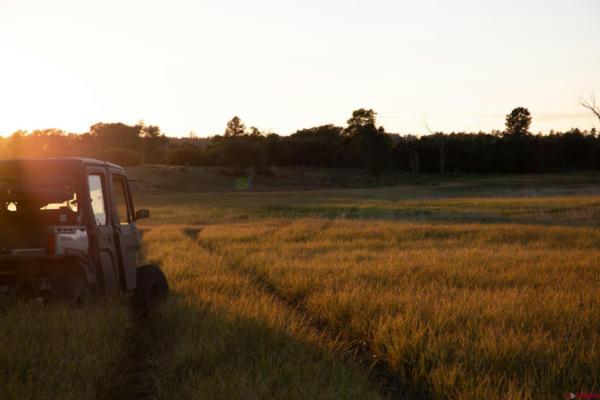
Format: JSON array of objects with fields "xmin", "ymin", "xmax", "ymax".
[
  {"xmin": 85, "ymin": 166, "xmax": 120, "ymax": 293},
  {"xmin": 107, "ymin": 168, "xmax": 138, "ymax": 293}
]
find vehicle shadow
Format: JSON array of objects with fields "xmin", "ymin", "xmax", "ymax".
[
  {"xmin": 100, "ymin": 302, "xmax": 172, "ymax": 400},
  {"xmin": 99, "ymin": 291, "xmax": 429, "ymax": 400}
]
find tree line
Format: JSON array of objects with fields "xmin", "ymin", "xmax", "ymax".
[{"xmin": 1, "ymin": 107, "xmax": 599, "ymax": 179}]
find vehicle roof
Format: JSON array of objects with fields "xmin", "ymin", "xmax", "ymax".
[{"xmin": 0, "ymin": 157, "xmax": 124, "ymax": 172}]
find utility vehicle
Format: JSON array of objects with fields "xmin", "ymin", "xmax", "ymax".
[{"xmin": 0, "ymin": 158, "xmax": 168, "ymax": 307}]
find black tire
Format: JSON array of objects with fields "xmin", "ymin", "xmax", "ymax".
[
  {"xmin": 51, "ymin": 275, "xmax": 91, "ymax": 306},
  {"xmin": 133, "ymin": 264, "xmax": 168, "ymax": 310}
]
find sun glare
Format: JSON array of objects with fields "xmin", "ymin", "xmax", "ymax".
[{"xmin": 0, "ymin": 48, "xmax": 99, "ymax": 136}]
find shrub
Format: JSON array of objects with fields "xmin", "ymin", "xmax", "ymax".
[{"xmin": 99, "ymin": 147, "xmax": 143, "ymax": 166}]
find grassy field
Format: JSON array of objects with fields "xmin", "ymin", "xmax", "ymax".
[{"xmin": 1, "ymin": 174, "xmax": 599, "ymax": 399}]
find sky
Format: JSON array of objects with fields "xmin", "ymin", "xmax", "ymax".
[{"xmin": 0, "ymin": 0, "xmax": 598, "ymax": 137}]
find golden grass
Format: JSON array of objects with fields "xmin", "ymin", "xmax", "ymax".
[
  {"xmin": 140, "ymin": 226, "xmax": 382, "ymax": 399},
  {"xmin": 136, "ymin": 188, "xmax": 600, "ymax": 227},
  {"xmin": 135, "ymin": 182, "xmax": 600, "ymax": 399},
  {"xmin": 0, "ymin": 298, "xmax": 130, "ymax": 400},
  {"xmin": 2, "ymin": 176, "xmax": 600, "ymax": 399},
  {"xmin": 181, "ymin": 219, "xmax": 600, "ymax": 398}
]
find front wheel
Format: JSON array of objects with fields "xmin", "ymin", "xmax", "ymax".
[{"xmin": 133, "ymin": 264, "xmax": 169, "ymax": 311}]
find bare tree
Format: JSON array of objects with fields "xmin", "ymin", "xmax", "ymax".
[
  {"xmin": 425, "ymin": 119, "xmax": 446, "ymax": 175},
  {"xmin": 401, "ymin": 136, "xmax": 420, "ymax": 175},
  {"xmin": 580, "ymin": 93, "xmax": 600, "ymax": 123}
]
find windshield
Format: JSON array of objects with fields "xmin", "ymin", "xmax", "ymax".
[{"xmin": 0, "ymin": 175, "xmax": 80, "ymax": 226}]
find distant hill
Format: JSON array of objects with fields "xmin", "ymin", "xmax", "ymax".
[
  {"xmin": 125, "ymin": 165, "xmax": 394, "ymax": 194},
  {"xmin": 124, "ymin": 165, "xmax": 600, "ymax": 195}
]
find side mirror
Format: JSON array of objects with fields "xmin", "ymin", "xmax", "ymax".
[{"xmin": 134, "ymin": 209, "xmax": 150, "ymax": 220}]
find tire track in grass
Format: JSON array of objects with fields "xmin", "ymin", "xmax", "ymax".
[
  {"xmin": 103, "ymin": 309, "xmax": 175, "ymax": 400},
  {"xmin": 103, "ymin": 228, "xmax": 174, "ymax": 400},
  {"xmin": 182, "ymin": 222, "xmax": 429, "ymax": 400}
]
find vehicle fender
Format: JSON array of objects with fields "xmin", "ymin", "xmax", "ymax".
[{"xmin": 45, "ymin": 258, "xmax": 97, "ymax": 287}]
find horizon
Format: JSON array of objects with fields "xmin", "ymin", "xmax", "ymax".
[
  {"xmin": 0, "ymin": 109, "xmax": 597, "ymax": 139},
  {"xmin": 1, "ymin": 0, "xmax": 598, "ymax": 137}
]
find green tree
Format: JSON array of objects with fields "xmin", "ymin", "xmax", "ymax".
[
  {"xmin": 89, "ymin": 122, "xmax": 143, "ymax": 156},
  {"xmin": 224, "ymin": 116, "xmax": 246, "ymax": 137},
  {"xmin": 249, "ymin": 126, "xmax": 262, "ymax": 137},
  {"xmin": 364, "ymin": 128, "xmax": 394, "ymax": 182},
  {"xmin": 344, "ymin": 109, "xmax": 392, "ymax": 182},
  {"xmin": 167, "ymin": 144, "xmax": 204, "ymax": 165},
  {"xmin": 210, "ymin": 117, "xmax": 265, "ymax": 177},
  {"xmin": 290, "ymin": 124, "xmax": 342, "ymax": 167},
  {"xmin": 141, "ymin": 124, "xmax": 168, "ymax": 164},
  {"xmin": 504, "ymin": 107, "xmax": 531, "ymax": 136},
  {"xmin": 6, "ymin": 130, "xmax": 26, "ymax": 158},
  {"xmin": 344, "ymin": 108, "xmax": 377, "ymax": 137}
]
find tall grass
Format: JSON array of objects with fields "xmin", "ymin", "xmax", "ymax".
[
  {"xmin": 140, "ymin": 227, "xmax": 382, "ymax": 400},
  {"xmin": 0, "ymin": 298, "xmax": 130, "ymax": 400},
  {"xmin": 2, "ymin": 177, "xmax": 599, "ymax": 399},
  {"xmin": 137, "ymin": 189, "xmax": 600, "ymax": 226},
  {"xmin": 184, "ymin": 219, "xmax": 600, "ymax": 398},
  {"xmin": 133, "ymin": 182, "xmax": 600, "ymax": 398}
]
